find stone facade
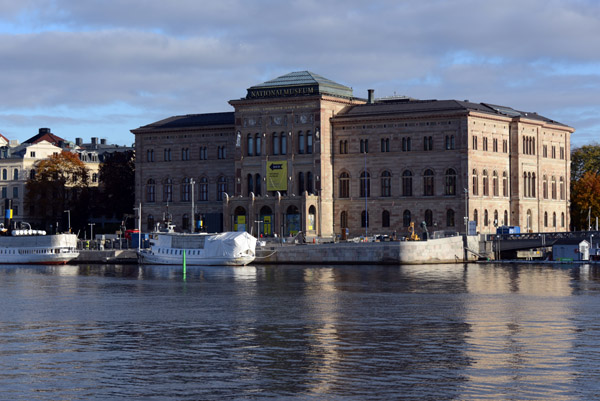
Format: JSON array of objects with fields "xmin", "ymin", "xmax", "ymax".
[{"xmin": 131, "ymin": 72, "xmax": 574, "ymax": 238}]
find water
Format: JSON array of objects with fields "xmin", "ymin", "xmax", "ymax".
[{"xmin": 1, "ymin": 263, "xmax": 600, "ymax": 400}]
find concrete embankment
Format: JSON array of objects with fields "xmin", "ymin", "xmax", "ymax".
[
  {"xmin": 74, "ymin": 249, "xmax": 138, "ymax": 264},
  {"xmin": 256, "ymin": 236, "xmax": 479, "ymax": 265},
  {"xmin": 73, "ymin": 236, "xmax": 479, "ymax": 265}
]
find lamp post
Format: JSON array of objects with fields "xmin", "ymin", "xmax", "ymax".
[
  {"xmin": 64, "ymin": 210, "xmax": 71, "ymax": 233},
  {"xmin": 463, "ymin": 187, "xmax": 469, "ymax": 235},
  {"xmin": 190, "ymin": 179, "xmax": 195, "ymax": 233},
  {"xmin": 88, "ymin": 223, "xmax": 95, "ymax": 245},
  {"xmin": 364, "ymin": 150, "xmax": 368, "ymax": 238},
  {"xmin": 133, "ymin": 202, "xmax": 141, "ymax": 252}
]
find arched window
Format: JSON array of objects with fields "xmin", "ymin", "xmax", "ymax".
[
  {"xmin": 502, "ymin": 171, "xmax": 508, "ymax": 197},
  {"xmin": 381, "ymin": 171, "xmax": 391, "ymax": 197},
  {"xmin": 163, "ymin": 178, "xmax": 173, "ymax": 202},
  {"xmin": 553, "ymin": 212, "xmax": 557, "ymax": 228},
  {"xmin": 403, "ymin": 210, "xmax": 411, "ymax": 227},
  {"xmin": 247, "ymin": 134, "xmax": 254, "ymax": 156},
  {"xmin": 340, "ymin": 211, "xmax": 348, "ymax": 229},
  {"xmin": 474, "ymin": 209, "xmax": 479, "ymax": 227},
  {"xmin": 2, "ymin": 169, "xmax": 6, "ymax": 180},
  {"xmin": 181, "ymin": 178, "xmax": 191, "ymax": 202},
  {"xmin": 255, "ymin": 174, "xmax": 261, "ymax": 196},
  {"xmin": 402, "ymin": 170, "xmax": 413, "ymax": 196},
  {"xmin": 217, "ymin": 176, "xmax": 227, "ymax": 201},
  {"xmin": 281, "ymin": 132, "xmax": 287, "ymax": 155},
  {"xmin": 298, "ymin": 131, "xmax": 305, "ymax": 154},
  {"xmin": 339, "ymin": 172, "xmax": 350, "ymax": 198},
  {"xmin": 361, "ymin": 210, "xmax": 369, "ymax": 228},
  {"xmin": 543, "ymin": 175, "xmax": 548, "ymax": 199},
  {"xmin": 446, "ymin": 209, "xmax": 455, "ymax": 227},
  {"xmin": 360, "ymin": 171, "xmax": 370, "ymax": 198},
  {"xmin": 561, "ymin": 212, "xmax": 565, "ymax": 227},
  {"xmin": 382, "ymin": 210, "xmax": 390, "ymax": 227},
  {"xmin": 307, "ymin": 131, "xmax": 313, "ymax": 154},
  {"xmin": 199, "ymin": 177, "xmax": 208, "ymax": 201},
  {"xmin": 524, "ymin": 172, "xmax": 528, "ymax": 197},
  {"xmin": 423, "ymin": 169, "xmax": 434, "ymax": 196},
  {"xmin": 360, "ymin": 139, "xmax": 369, "ymax": 153},
  {"xmin": 424, "ymin": 209, "xmax": 433, "ymax": 227},
  {"xmin": 526, "ymin": 209, "xmax": 532, "ymax": 231},
  {"xmin": 298, "ymin": 172, "xmax": 305, "ymax": 194},
  {"xmin": 255, "ymin": 134, "xmax": 261, "ymax": 156},
  {"xmin": 544, "ymin": 211, "xmax": 548, "ymax": 227},
  {"xmin": 272, "ymin": 132, "xmax": 279, "ymax": 155},
  {"xmin": 13, "ymin": 169, "xmax": 18, "ymax": 181},
  {"xmin": 247, "ymin": 173, "xmax": 254, "ymax": 195},
  {"xmin": 472, "ymin": 169, "xmax": 479, "ymax": 196},
  {"xmin": 146, "ymin": 179, "xmax": 155, "ymax": 202},
  {"xmin": 308, "ymin": 205, "xmax": 316, "ymax": 231},
  {"xmin": 482, "ymin": 170, "xmax": 489, "ymax": 196},
  {"xmin": 494, "ymin": 210, "xmax": 499, "ymax": 227},
  {"xmin": 147, "ymin": 214, "xmax": 155, "ymax": 231},
  {"xmin": 531, "ymin": 173, "xmax": 536, "ymax": 197},
  {"xmin": 551, "ymin": 176, "xmax": 557, "ymax": 199},
  {"xmin": 445, "ymin": 168, "xmax": 456, "ymax": 195},
  {"xmin": 504, "ymin": 210, "xmax": 508, "ymax": 226},
  {"xmin": 492, "ymin": 171, "xmax": 498, "ymax": 196},
  {"xmin": 307, "ymin": 172, "xmax": 313, "ymax": 194},
  {"xmin": 484, "ymin": 209, "xmax": 489, "ymax": 226},
  {"xmin": 560, "ymin": 177, "xmax": 565, "ymax": 200}
]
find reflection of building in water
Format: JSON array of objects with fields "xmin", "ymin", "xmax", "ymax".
[{"xmin": 461, "ymin": 266, "xmax": 575, "ymax": 398}]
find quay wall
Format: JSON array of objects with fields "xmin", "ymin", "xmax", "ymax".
[
  {"xmin": 73, "ymin": 236, "xmax": 480, "ymax": 265},
  {"xmin": 257, "ymin": 236, "xmax": 478, "ymax": 265}
]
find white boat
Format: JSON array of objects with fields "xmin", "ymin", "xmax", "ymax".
[
  {"xmin": 0, "ymin": 231, "xmax": 79, "ymax": 265},
  {"xmin": 137, "ymin": 231, "xmax": 257, "ymax": 266}
]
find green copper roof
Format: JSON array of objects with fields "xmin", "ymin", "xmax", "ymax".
[{"xmin": 246, "ymin": 71, "xmax": 353, "ymax": 99}]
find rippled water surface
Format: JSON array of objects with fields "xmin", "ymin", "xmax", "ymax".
[{"xmin": 1, "ymin": 263, "xmax": 600, "ymax": 400}]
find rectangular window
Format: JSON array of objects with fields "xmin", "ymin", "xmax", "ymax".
[
  {"xmin": 472, "ymin": 136, "xmax": 478, "ymax": 150},
  {"xmin": 12, "ymin": 187, "xmax": 18, "ymax": 198}
]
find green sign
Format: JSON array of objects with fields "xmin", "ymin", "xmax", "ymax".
[{"xmin": 267, "ymin": 161, "xmax": 288, "ymax": 191}]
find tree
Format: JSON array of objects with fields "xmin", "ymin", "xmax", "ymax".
[
  {"xmin": 570, "ymin": 144, "xmax": 600, "ymax": 230},
  {"xmin": 98, "ymin": 150, "xmax": 135, "ymax": 220},
  {"xmin": 25, "ymin": 151, "xmax": 90, "ymax": 232},
  {"xmin": 570, "ymin": 171, "xmax": 600, "ymax": 231},
  {"xmin": 571, "ymin": 144, "xmax": 600, "ymax": 181}
]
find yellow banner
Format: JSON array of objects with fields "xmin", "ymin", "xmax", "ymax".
[{"xmin": 266, "ymin": 161, "xmax": 288, "ymax": 191}]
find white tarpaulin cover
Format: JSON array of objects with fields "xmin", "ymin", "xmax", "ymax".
[{"xmin": 204, "ymin": 231, "xmax": 257, "ymax": 258}]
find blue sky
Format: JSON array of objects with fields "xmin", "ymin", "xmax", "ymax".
[{"xmin": 0, "ymin": 0, "xmax": 598, "ymax": 147}]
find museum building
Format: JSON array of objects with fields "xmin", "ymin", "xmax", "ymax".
[{"xmin": 132, "ymin": 71, "xmax": 574, "ymax": 238}]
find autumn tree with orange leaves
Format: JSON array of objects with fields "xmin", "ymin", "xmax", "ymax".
[
  {"xmin": 570, "ymin": 144, "xmax": 600, "ymax": 231},
  {"xmin": 25, "ymin": 151, "xmax": 91, "ymax": 232}
]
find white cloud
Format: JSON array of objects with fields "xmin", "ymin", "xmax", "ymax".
[{"xmin": 0, "ymin": 0, "xmax": 597, "ymax": 146}]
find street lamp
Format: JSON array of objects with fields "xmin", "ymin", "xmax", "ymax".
[
  {"xmin": 463, "ymin": 188, "xmax": 469, "ymax": 235},
  {"xmin": 190, "ymin": 179, "xmax": 195, "ymax": 234},
  {"xmin": 88, "ymin": 223, "xmax": 95, "ymax": 244},
  {"xmin": 133, "ymin": 202, "xmax": 141, "ymax": 252},
  {"xmin": 64, "ymin": 210, "xmax": 71, "ymax": 233}
]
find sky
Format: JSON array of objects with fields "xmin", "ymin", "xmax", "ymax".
[{"xmin": 0, "ymin": 0, "xmax": 599, "ymax": 148}]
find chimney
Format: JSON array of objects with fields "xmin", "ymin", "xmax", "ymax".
[
  {"xmin": 100, "ymin": 138, "xmax": 107, "ymax": 145},
  {"xmin": 367, "ymin": 89, "xmax": 374, "ymax": 104},
  {"xmin": 91, "ymin": 137, "xmax": 98, "ymax": 145},
  {"xmin": 75, "ymin": 138, "xmax": 83, "ymax": 146}
]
